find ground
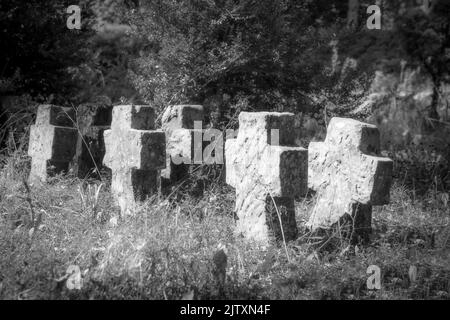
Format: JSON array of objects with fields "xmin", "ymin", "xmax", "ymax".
[{"xmin": 0, "ymin": 151, "xmax": 449, "ymax": 300}]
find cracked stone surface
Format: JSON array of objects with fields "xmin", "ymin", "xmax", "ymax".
[
  {"xmin": 28, "ymin": 105, "xmax": 78, "ymax": 184},
  {"xmin": 307, "ymin": 117, "xmax": 393, "ymax": 239},
  {"xmin": 225, "ymin": 112, "xmax": 308, "ymax": 243},
  {"xmin": 103, "ymin": 105, "xmax": 165, "ymax": 215}
]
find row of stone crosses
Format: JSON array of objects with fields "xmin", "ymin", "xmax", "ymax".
[{"xmin": 28, "ymin": 104, "xmax": 393, "ymax": 244}]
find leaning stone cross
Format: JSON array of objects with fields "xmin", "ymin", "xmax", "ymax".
[
  {"xmin": 28, "ymin": 105, "xmax": 78, "ymax": 184},
  {"xmin": 161, "ymin": 105, "xmax": 204, "ymax": 184},
  {"xmin": 307, "ymin": 117, "xmax": 393, "ymax": 240},
  {"xmin": 103, "ymin": 105, "xmax": 166, "ymax": 215},
  {"xmin": 225, "ymin": 112, "xmax": 308, "ymax": 243},
  {"xmin": 71, "ymin": 104, "xmax": 112, "ymax": 179}
]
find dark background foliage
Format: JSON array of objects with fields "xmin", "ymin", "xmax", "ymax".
[{"xmin": 0, "ymin": 0, "xmax": 449, "ymax": 189}]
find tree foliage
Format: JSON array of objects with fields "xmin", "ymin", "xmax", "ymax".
[
  {"xmin": 1, "ymin": 0, "xmax": 448, "ymax": 121},
  {"xmin": 397, "ymin": 0, "xmax": 450, "ymax": 119},
  {"xmin": 125, "ymin": 0, "xmax": 349, "ymax": 124},
  {"xmin": 0, "ymin": 0, "xmax": 96, "ymax": 103}
]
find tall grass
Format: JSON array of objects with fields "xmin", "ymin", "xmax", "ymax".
[{"xmin": 0, "ymin": 149, "xmax": 449, "ymax": 299}]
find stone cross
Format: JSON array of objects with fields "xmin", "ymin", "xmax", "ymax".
[
  {"xmin": 28, "ymin": 105, "xmax": 78, "ymax": 184},
  {"xmin": 71, "ymin": 104, "xmax": 112, "ymax": 179},
  {"xmin": 161, "ymin": 105, "xmax": 204, "ymax": 184},
  {"xmin": 307, "ymin": 117, "xmax": 393, "ymax": 240},
  {"xmin": 225, "ymin": 112, "xmax": 308, "ymax": 243},
  {"xmin": 103, "ymin": 105, "xmax": 166, "ymax": 215}
]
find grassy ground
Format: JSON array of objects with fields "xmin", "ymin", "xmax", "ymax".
[{"xmin": 0, "ymin": 151, "xmax": 449, "ymax": 300}]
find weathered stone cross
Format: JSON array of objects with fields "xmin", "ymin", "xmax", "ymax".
[
  {"xmin": 28, "ymin": 105, "xmax": 78, "ymax": 184},
  {"xmin": 161, "ymin": 105, "xmax": 204, "ymax": 184},
  {"xmin": 225, "ymin": 112, "xmax": 308, "ymax": 243},
  {"xmin": 103, "ymin": 105, "xmax": 166, "ymax": 215},
  {"xmin": 307, "ymin": 117, "xmax": 393, "ymax": 240},
  {"xmin": 71, "ymin": 104, "xmax": 112, "ymax": 179}
]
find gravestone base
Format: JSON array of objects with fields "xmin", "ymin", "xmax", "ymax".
[
  {"xmin": 226, "ymin": 112, "xmax": 308, "ymax": 243},
  {"xmin": 103, "ymin": 105, "xmax": 165, "ymax": 216},
  {"xmin": 161, "ymin": 105, "xmax": 206, "ymax": 197},
  {"xmin": 265, "ymin": 196, "xmax": 298, "ymax": 242},
  {"xmin": 349, "ymin": 203, "xmax": 373, "ymax": 244},
  {"xmin": 30, "ymin": 159, "xmax": 73, "ymax": 183},
  {"xmin": 307, "ymin": 203, "xmax": 373, "ymax": 247},
  {"xmin": 73, "ymin": 126, "xmax": 110, "ymax": 179},
  {"xmin": 307, "ymin": 117, "xmax": 393, "ymax": 241},
  {"xmin": 131, "ymin": 169, "xmax": 159, "ymax": 201},
  {"xmin": 28, "ymin": 105, "xmax": 78, "ymax": 184}
]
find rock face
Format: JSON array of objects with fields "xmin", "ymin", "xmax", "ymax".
[
  {"xmin": 28, "ymin": 105, "xmax": 78, "ymax": 183},
  {"xmin": 71, "ymin": 104, "xmax": 112, "ymax": 179},
  {"xmin": 307, "ymin": 117, "xmax": 393, "ymax": 240},
  {"xmin": 103, "ymin": 105, "xmax": 166, "ymax": 215},
  {"xmin": 161, "ymin": 105, "xmax": 204, "ymax": 184},
  {"xmin": 225, "ymin": 112, "xmax": 308, "ymax": 243}
]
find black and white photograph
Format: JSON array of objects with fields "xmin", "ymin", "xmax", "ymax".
[{"xmin": 0, "ymin": 0, "xmax": 449, "ymax": 306}]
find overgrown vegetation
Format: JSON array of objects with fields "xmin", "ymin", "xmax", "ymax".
[{"xmin": 0, "ymin": 148, "xmax": 449, "ymax": 300}]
